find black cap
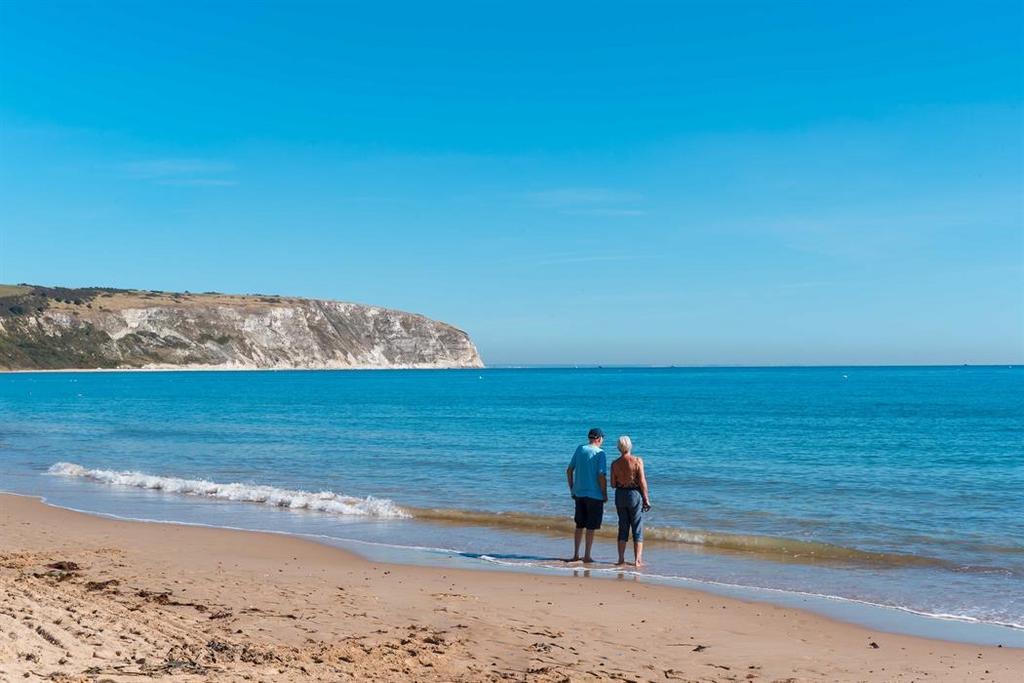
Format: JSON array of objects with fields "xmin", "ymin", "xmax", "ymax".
[{"xmin": 588, "ymin": 427, "xmax": 605, "ymax": 439}]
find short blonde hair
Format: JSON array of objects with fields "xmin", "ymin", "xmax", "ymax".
[{"xmin": 617, "ymin": 435, "xmax": 632, "ymax": 454}]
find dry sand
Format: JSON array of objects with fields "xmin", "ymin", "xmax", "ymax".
[{"xmin": 0, "ymin": 494, "xmax": 1019, "ymax": 682}]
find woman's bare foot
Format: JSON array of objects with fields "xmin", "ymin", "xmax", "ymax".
[{"xmin": 634, "ymin": 559, "xmax": 644, "ymax": 567}]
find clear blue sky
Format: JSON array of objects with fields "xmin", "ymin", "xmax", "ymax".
[{"xmin": 1, "ymin": 1, "xmax": 1021, "ymax": 365}]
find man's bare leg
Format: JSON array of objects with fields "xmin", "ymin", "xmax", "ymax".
[
  {"xmin": 616, "ymin": 540, "xmax": 627, "ymax": 565},
  {"xmin": 583, "ymin": 530, "xmax": 596, "ymax": 563},
  {"xmin": 634, "ymin": 541, "xmax": 644, "ymax": 567},
  {"xmin": 570, "ymin": 528, "xmax": 583, "ymax": 561}
]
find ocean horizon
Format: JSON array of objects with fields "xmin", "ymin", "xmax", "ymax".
[{"xmin": 4, "ymin": 362, "xmax": 1018, "ymax": 372}]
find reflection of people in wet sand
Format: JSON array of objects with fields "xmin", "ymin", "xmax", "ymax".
[
  {"xmin": 610, "ymin": 435, "xmax": 651, "ymax": 566},
  {"xmin": 566, "ymin": 427, "xmax": 608, "ymax": 563}
]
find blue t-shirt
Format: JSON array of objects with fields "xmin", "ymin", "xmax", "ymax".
[{"xmin": 568, "ymin": 444, "xmax": 608, "ymax": 500}]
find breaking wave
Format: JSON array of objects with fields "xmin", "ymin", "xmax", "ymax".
[
  {"xmin": 47, "ymin": 462, "xmax": 408, "ymax": 519},
  {"xmin": 48, "ymin": 462, "xmax": 964, "ymax": 569}
]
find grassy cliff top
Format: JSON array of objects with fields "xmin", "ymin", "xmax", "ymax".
[{"xmin": 0, "ymin": 285, "xmax": 311, "ymax": 319}]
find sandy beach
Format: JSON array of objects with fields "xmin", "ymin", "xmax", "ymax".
[{"xmin": 0, "ymin": 494, "xmax": 1018, "ymax": 682}]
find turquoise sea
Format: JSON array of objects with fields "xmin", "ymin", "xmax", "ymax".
[{"xmin": 1, "ymin": 366, "xmax": 1022, "ymax": 645}]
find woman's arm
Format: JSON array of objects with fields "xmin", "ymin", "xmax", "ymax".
[{"xmin": 638, "ymin": 459, "xmax": 650, "ymax": 508}]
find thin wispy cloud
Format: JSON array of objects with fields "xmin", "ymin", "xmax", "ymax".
[
  {"xmin": 522, "ymin": 254, "xmax": 656, "ymax": 267},
  {"xmin": 561, "ymin": 208, "xmax": 647, "ymax": 217},
  {"xmin": 528, "ymin": 188, "xmax": 644, "ymax": 206},
  {"xmin": 526, "ymin": 187, "xmax": 646, "ymax": 216},
  {"xmin": 117, "ymin": 158, "xmax": 237, "ymax": 187},
  {"xmin": 773, "ymin": 280, "xmax": 843, "ymax": 290},
  {"xmin": 155, "ymin": 178, "xmax": 239, "ymax": 187}
]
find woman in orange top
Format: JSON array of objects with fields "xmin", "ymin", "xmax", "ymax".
[{"xmin": 610, "ymin": 435, "xmax": 651, "ymax": 566}]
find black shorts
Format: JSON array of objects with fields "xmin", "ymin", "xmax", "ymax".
[{"xmin": 574, "ymin": 496, "xmax": 605, "ymax": 530}]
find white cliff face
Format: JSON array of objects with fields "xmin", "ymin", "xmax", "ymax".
[{"xmin": 0, "ymin": 297, "xmax": 483, "ymax": 370}]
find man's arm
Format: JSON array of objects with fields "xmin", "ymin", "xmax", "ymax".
[
  {"xmin": 566, "ymin": 449, "xmax": 577, "ymax": 497},
  {"xmin": 598, "ymin": 473, "xmax": 608, "ymax": 502}
]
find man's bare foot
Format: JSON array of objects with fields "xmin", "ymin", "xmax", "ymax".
[
  {"xmin": 582, "ymin": 556, "xmax": 595, "ymax": 563},
  {"xmin": 567, "ymin": 556, "xmax": 581, "ymax": 562},
  {"xmin": 615, "ymin": 559, "xmax": 626, "ymax": 566}
]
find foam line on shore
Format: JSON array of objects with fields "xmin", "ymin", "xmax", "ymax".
[
  {"xmin": 404, "ymin": 506, "xmax": 952, "ymax": 568},
  {"xmin": 49, "ymin": 461, "xmax": 960, "ymax": 569},
  {"xmin": 471, "ymin": 555, "xmax": 1024, "ymax": 632},
  {"xmin": 47, "ymin": 462, "xmax": 408, "ymax": 519}
]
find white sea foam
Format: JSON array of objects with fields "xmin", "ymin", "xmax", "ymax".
[
  {"xmin": 470, "ymin": 556, "xmax": 1024, "ymax": 631},
  {"xmin": 47, "ymin": 462, "xmax": 409, "ymax": 519}
]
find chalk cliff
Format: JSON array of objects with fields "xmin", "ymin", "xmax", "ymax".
[{"xmin": 0, "ymin": 286, "xmax": 483, "ymax": 370}]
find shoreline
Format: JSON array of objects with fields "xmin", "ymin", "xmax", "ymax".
[
  {"xmin": 41, "ymin": 460, "xmax": 956, "ymax": 567},
  {"xmin": 1, "ymin": 493, "xmax": 1019, "ymax": 681}
]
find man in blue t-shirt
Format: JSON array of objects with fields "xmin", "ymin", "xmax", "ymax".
[{"xmin": 566, "ymin": 427, "xmax": 608, "ymax": 563}]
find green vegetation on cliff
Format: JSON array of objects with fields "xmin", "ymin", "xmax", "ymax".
[{"xmin": 0, "ymin": 284, "xmax": 483, "ymax": 371}]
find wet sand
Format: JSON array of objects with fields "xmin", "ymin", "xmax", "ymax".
[{"xmin": 1, "ymin": 493, "xmax": 1019, "ymax": 681}]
